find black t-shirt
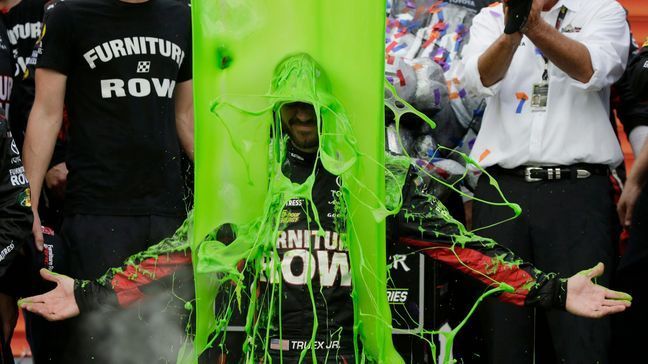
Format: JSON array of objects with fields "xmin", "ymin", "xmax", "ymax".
[
  {"xmin": 3, "ymin": 0, "xmax": 45, "ymax": 149},
  {"xmin": 0, "ymin": 17, "xmax": 15, "ymax": 116},
  {"xmin": 3, "ymin": 0, "xmax": 43, "ymax": 77},
  {"xmin": 36, "ymin": 0, "xmax": 192, "ymax": 216}
]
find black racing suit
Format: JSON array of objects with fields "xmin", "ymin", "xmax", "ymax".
[
  {"xmin": 629, "ymin": 43, "xmax": 648, "ymax": 102},
  {"xmin": 73, "ymin": 142, "xmax": 567, "ymax": 363},
  {"xmin": 0, "ymin": 109, "xmax": 33, "ymax": 364},
  {"xmin": 0, "ymin": 111, "xmax": 32, "ymax": 282}
]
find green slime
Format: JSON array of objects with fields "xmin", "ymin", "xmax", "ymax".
[{"xmin": 188, "ymin": 1, "xmax": 521, "ymax": 363}]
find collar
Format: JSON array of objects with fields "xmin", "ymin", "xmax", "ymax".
[
  {"xmin": 551, "ymin": 0, "xmax": 580, "ymax": 13},
  {"xmin": 286, "ymin": 140, "xmax": 318, "ymax": 166}
]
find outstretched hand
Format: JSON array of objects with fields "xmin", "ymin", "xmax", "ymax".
[
  {"xmin": 19, "ymin": 269, "xmax": 79, "ymax": 321},
  {"xmin": 566, "ymin": 263, "xmax": 631, "ymax": 318}
]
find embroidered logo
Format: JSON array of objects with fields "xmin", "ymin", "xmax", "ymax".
[{"xmin": 561, "ymin": 24, "xmax": 581, "ymax": 33}]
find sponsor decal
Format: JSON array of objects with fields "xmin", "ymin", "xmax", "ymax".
[
  {"xmin": 0, "ymin": 242, "xmax": 15, "ymax": 262},
  {"xmin": 83, "ymin": 36, "xmax": 185, "ymax": 69},
  {"xmin": 18, "ymin": 188, "xmax": 31, "ymax": 207},
  {"xmin": 9, "ymin": 166, "xmax": 28, "ymax": 186},
  {"xmin": 100, "ymin": 78, "xmax": 176, "ymax": 99},
  {"xmin": 280, "ymin": 210, "xmax": 301, "ymax": 224},
  {"xmin": 270, "ymin": 339, "xmax": 341, "ymax": 351},
  {"xmin": 387, "ymin": 289, "xmax": 409, "ymax": 304},
  {"xmin": 561, "ymin": 24, "xmax": 581, "ymax": 33},
  {"xmin": 260, "ymin": 229, "xmax": 350, "ymax": 287},
  {"xmin": 390, "ymin": 254, "xmax": 411, "ymax": 272}
]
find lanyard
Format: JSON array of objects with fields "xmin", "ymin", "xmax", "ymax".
[{"xmin": 541, "ymin": 6, "xmax": 568, "ymax": 81}]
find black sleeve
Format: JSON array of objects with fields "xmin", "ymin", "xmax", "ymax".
[
  {"xmin": 73, "ymin": 216, "xmax": 194, "ymax": 312},
  {"xmin": 0, "ymin": 116, "xmax": 33, "ymax": 278},
  {"xmin": 74, "ymin": 251, "xmax": 193, "ymax": 312},
  {"xmin": 177, "ymin": 6, "xmax": 192, "ymax": 82},
  {"xmin": 393, "ymin": 166, "xmax": 567, "ymax": 310},
  {"xmin": 35, "ymin": 1, "xmax": 75, "ymax": 75},
  {"xmin": 629, "ymin": 47, "xmax": 648, "ymax": 103},
  {"xmin": 613, "ymin": 39, "xmax": 648, "ymax": 134}
]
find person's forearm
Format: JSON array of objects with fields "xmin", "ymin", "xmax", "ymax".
[
  {"xmin": 23, "ymin": 107, "xmax": 63, "ymax": 211},
  {"xmin": 478, "ymin": 33, "xmax": 522, "ymax": 87},
  {"xmin": 175, "ymin": 80, "xmax": 194, "ymax": 160},
  {"xmin": 176, "ymin": 111, "xmax": 194, "ymax": 161},
  {"xmin": 525, "ymin": 21, "xmax": 594, "ymax": 83}
]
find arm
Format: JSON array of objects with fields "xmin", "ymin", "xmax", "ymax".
[
  {"xmin": 521, "ymin": 0, "xmax": 592, "ymax": 83},
  {"xmin": 22, "ymin": 68, "xmax": 66, "ymax": 250},
  {"xmin": 394, "ymin": 167, "xmax": 631, "ymax": 316},
  {"xmin": 175, "ymin": 80, "xmax": 194, "ymax": 161},
  {"xmin": 618, "ymin": 139, "xmax": 648, "ymax": 226},
  {"xmin": 477, "ymin": 33, "xmax": 522, "ymax": 87},
  {"xmin": 20, "ymin": 216, "xmax": 194, "ymax": 319},
  {"xmin": 461, "ymin": 4, "xmax": 514, "ymax": 96},
  {"xmin": 523, "ymin": 0, "xmax": 628, "ymax": 87}
]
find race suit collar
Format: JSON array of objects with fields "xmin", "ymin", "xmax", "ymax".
[{"xmin": 286, "ymin": 139, "xmax": 318, "ymax": 166}]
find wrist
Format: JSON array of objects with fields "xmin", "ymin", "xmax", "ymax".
[
  {"xmin": 522, "ymin": 17, "xmax": 547, "ymax": 39},
  {"xmin": 627, "ymin": 174, "xmax": 647, "ymax": 190},
  {"xmin": 501, "ymin": 32, "xmax": 522, "ymax": 48}
]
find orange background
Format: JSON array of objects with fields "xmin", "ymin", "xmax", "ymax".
[{"xmin": 622, "ymin": 0, "xmax": 648, "ymax": 43}]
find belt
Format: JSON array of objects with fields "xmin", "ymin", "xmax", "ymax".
[{"xmin": 491, "ymin": 164, "xmax": 610, "ymax": 182}]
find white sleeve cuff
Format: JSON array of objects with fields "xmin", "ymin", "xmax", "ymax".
[
  {"xmin": 568, "ymin": 43, "xmax": 606, "ymax": 92},
  {"xmin": 464, "ymin": 55, "xmax": 502, "ymax": 97}
]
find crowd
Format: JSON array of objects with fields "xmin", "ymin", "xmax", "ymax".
[{"xmin": 0, "ymin": 0, "xmax": 645, "ymax": 363}]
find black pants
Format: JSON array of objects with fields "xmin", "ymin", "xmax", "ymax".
[
  {"xmin": 44, "ymin": 214, "xmax": 186, "ymax": 364},
  {"xmin": 613, "ymin": 187, "xmax": 648, "ymax": 363},
  {"xmin": 471, "ymin": 171, "xmax": 617, "ymax": 364}
]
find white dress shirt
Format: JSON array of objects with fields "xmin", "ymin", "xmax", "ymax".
[{"xmin": 462, "ymin": 0, "xmax": 629, "ymax": 168}]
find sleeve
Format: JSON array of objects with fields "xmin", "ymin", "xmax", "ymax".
[
  {"xmin": 571, "ymin": 1, "xmax": 629, "ymax": 91},
  {"xmin": 628, "ymin": 46, "xmax": 648, "ymax": 102},
  {"xmin": 176, "ymin": 6, "xmax": 192, "ymax": 83},
  {"xmin": 0, "ymin": 117, "xmax": 33, "ymax": 278},
  {"xmin": 460, "ymin": 4, "xmax": 506, "ymax": 97},
  {"xmin": 614, "ymin": 46, "xmax": 648, "ymax": 136},
  {"xmin": 35, "ymin": 1, "xmax": 75, "ymax": 75},
  {"xmin": 392, "ymin": 167, "xmax": 567, "ymax": 309},
  {"xmin": 74, "ymin": 251, "xmax": 193, "ymax": 312},
  {"xmin": 73, "ymin": 216, "xmax": 194, "ymax": 312}
]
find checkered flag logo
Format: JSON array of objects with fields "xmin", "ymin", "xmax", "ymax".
[{"xmin": 137, "ymin": 61, "xmax": 151, "ymax": 73}]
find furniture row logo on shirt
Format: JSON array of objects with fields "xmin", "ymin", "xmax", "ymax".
[{"xmin": 137, "ymin": 61, "xmax": 151, "ymax": 73}]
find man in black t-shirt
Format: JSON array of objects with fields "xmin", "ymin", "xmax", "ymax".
[
  {"xmin": 1, "ymin": 0, "xmax": 45, "ymax": 150},
  {"xmin": 22, "ymin": 0, "xmax": 193, "ymax": 361}
]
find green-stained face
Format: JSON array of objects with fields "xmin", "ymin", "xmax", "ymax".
[{"xmin": 280, "ymin": 101, "xmax": 319, "ymax": 152}]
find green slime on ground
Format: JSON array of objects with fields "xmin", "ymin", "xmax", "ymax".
[{"xmin": 188, "ymin": 2, "xmax": 521, "ymax": 363}]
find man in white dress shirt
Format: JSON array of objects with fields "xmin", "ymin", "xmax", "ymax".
[{"xmin": 461, "ymin": 0, "xmax": 629, "ymax": 362}]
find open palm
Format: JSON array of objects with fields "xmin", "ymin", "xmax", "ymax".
[
  {"xmin": 566, "ymin": 263, "xmax": 631, "ymax": 318},
  {"xmin": 20, "ymin": 269, "xmax": 79, "ymax": 321}
]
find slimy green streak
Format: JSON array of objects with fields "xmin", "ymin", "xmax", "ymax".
[{"xmin": 189, "ymin": 1, "xmax": 526, "ymax": 363}]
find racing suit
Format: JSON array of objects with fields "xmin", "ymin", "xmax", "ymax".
[
  {"xmin": 0, "ymin": 109, "xmax": 32, "ymax": 281},
  {"xmin": 73, "ymin": 142, "xmax": 567, "ymax": 363},
  {"xmin": 0, "ymin": 109, "xmax": 33, "ymax": 364}
]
